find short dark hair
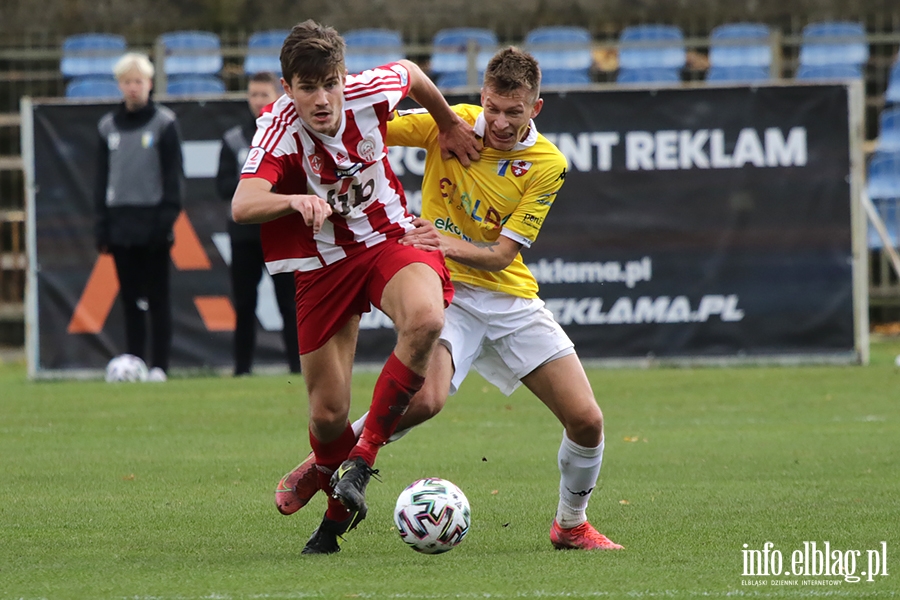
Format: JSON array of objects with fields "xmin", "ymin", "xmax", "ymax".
[
  {"xmin": 484, "ymin": 47, "xmax": 541, "ymax": 102},
  {"xmin": 280, "ymin": 20, "xmax": 346, "ymax": 86},
  {"xmin": 249, "ymin": 71, "xmax": 280, "ymax": 92}
]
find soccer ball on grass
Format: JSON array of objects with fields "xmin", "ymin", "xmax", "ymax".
[
  {"xmin": 393, "ymin": 477, "xmax": 471, "ymax": 554},
  {"xmin": 105, "ymin": 354, "xmax": 149, "ymax": 382}
]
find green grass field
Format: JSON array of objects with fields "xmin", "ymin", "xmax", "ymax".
[{"xmin": 2, "ymin": 340, "xmax": 899, "ymax": 599}]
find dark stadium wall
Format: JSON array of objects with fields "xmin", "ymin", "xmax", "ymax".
[{"xmin": 1, "ymin": 0, "xmax": 897, "ymax": 40}]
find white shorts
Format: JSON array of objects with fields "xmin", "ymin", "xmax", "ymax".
[{"xmin": 442, "ymin": 282, "xmax": 575, "ymax": 396}]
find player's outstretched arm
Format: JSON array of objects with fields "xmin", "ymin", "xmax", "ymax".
[
  {"xmin": 443, "ymin": 235, "xmax": 522, "ymax": 272},
  {"xmin": 400, "ymin": 219, "xmax": 521, "ymax": 272},
  {"xmin": 399, "ymin": 59, "xmax": 482, "ymax": 166},
  {"xmin": 232, "ymin": 177, "xmax": 332, "ymax": 233}
]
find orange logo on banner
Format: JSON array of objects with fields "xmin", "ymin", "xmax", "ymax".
[{"xmin": 67, "ymin": 211, "xmax": 234, "ymax": 334}]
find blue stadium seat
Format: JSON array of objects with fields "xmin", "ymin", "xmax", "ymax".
[
  {"xmin": 708, "ymin": 23, "xmax": 772, "ymax": 69},
  {"xmin": 540, "ymin": 69, "xmax": 592, "ymax": 86},
  {"xmin": 706, "ymin": 65, "xmax": 770, "ymax": 83},
  {"xmin": 60, "ymin": 33, "xmax": 127, "ymax": 78},
  {"xmin": 877, "ymin": 107, "xmax": 900, "ymax": 154},
  {"xmin": 244, "ymin": 29, "xmax": 288, "ymax": 76},
  {"xmin": 65, "ymin": 76, "xmax": 120, "ymax": 99},
  {"xmin": 867, "ymin": 152, "xmax": 900, "ymax": 199},
  {"xmin": 525, "ymin": 26, "xmax": 593, "ymax": 84},
  {"xmin": 885, "ymin": 60, "xmax": 900, "ymax": 105},
  {"xmin": 868, "ymin": 197, "xmax": 899, "ymax": 249},
  {"xmin": 618, "ymin": 25, "xmax": 685, "ymax": 71},
  {"xmin": 617, "ymin": 67, "xmax": 681, "ymax": 85},
  {"xmin": 795, "ymin": 64, "xmax": 862, "ymax": 80},
  {"xmin": 798, "ymin": 21, "xmax": 868, "ymax": 68},
  {"xmin": 867, "ymin": 152, "xmax": 900, "ymax": 249},
  {"xmin": 344, "ymin": 28, "xmax": 405, "ymax": 74},
  {"xmin": 430, "ymin": 28, "xmax": 497, "ymax": 82},
  {"xmin": 166, "ymin": 75, "xmax": 225, "ymax": 96},
  {"xmin": 158, "ymin": 30, "xmax": 223, "ymax": 76},
  {"xmin": 436, "ymin": 70, "xmax": 483, "ymax": 89}
]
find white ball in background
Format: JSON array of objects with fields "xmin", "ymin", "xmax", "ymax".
[
  {"xmin": 894, "ymin": 354, "xmax": 900, "ymax": 368},
  {"xmin": 105, "ymin": 354, "xmax": 149, "ymax": 382}
]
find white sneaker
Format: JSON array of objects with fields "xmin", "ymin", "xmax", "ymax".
[{"xmin": 147, "ymin": 367, "xmax": 167, "ymax": 382}]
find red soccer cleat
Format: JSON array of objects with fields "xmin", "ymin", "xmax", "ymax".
[
  {"xmin": 275, "ymin": 452, "xmax": 320, "ymax": 515},
  {"xmin": 550, "ymin": 520, "xmax": 624, "ymax": 550}
]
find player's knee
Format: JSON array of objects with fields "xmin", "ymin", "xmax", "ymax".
[
  {"xmin": 400, "ymin": 308, "xmax": 444, "ymax": 356},
  {"xmin": 566, "ymin": 403, "xmax": 604, "ymax": 446},
  {"xmin": 307, "ymin": 395, "xmax": 350, "ymax": 432},
  {"xmin": 410, "ymin": 387, "xmax": 446, "ymax": 421}
]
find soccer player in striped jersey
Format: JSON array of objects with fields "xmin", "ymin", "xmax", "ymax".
[
  {"xmin": 232, "ymin": 20, "xmax": 481, "ymax": 555},
  {"xmin": 275, "ymin": 46, "xmax": 623, "ymax": 551}
]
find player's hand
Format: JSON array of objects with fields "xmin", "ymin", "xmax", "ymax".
[
  {"xmin": 290, "ymin": 194, "xmax": 332, "ymax": 234},
  {"xmin": 438, "ymin": 115, "xmax": 482, "ymax": 167},
  {"xmin": 400, "ymin": 217, "xmax": 445, "ymax": 252}
]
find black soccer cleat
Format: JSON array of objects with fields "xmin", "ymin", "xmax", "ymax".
[
  {"xmin": 301, "ymin": 514, "xmax": 351, "ymax": 555},
  {"xmin": 330, "ymin": 456, "xmax": 380, "ymax": 530}
]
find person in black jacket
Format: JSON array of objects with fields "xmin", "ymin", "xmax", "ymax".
[
  {"xmin": 216, "ymin": 71, "xmax": 301, "ymax": 376},
  {"xmin": 95, "ymin": 53, "xmax": 184, "ymax": 382}
]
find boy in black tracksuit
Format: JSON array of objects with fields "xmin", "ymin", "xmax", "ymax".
[
  {"xmin": 95, "ymin": 52, "xmax": 184, "ymax": 379},
  {"xmin": 216, "ymin": 72, "xmax": 300, "ymax": 376}
]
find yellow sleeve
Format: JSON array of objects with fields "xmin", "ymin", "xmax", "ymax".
[
  {"xmin": 503, "ymin": 153, "xmax": 568, "ymax": 244},
  {"xmin": 386, "ymin": 109, "xmax": 439, "ymax": 149}
]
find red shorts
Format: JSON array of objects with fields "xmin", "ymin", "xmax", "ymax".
[{"xmin": 293, "ymin": 241, "xmax": 453, "ymax": 354}]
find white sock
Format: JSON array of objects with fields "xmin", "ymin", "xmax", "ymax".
[
  {"xmin": 350, "ymin": 411, "xmax": 412, "ymax": 443},
  {"xmin": 350, "ymin": 412, "xmax": 367, "ymax": 438},
  {"xmin": 556, "ymin": 430, "xmax": 604, "ymax": 529}
]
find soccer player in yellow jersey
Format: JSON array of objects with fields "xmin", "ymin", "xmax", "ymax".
[
  {"xmin": 275, "ymin": 47, "xmax": 622, "ymax": 551},
  {"xmin": 390, "ymin": 46, "xmax": 621, "ymax": 551}
]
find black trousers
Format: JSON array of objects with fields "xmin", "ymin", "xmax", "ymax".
[
  {"xmin": 110, "ymin": 244, "xmax": 172, "ymax": 372},
  {"xmin": 230, "ymin": 238, "xmax": 300, "ymax": 375}
]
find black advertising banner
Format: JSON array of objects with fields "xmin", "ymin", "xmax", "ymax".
[
  {"xmin": 27, "ymin": 84, "xmax": 859, "ymax": 376},
  {"xmin": 393, "ymin": 84, "xmax": 858, "ymax": 361}
]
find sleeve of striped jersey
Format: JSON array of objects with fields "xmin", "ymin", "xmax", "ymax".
[
  {"xmin": 502, "ymin": 154, "xmax": 568, "ymax": 244},
  {"xmin": 386, "ymin": 109, "xmax": 438, "ymax": 148},
  {"xmin": 239, "ymin": 109, "xmax": 285, "ymax": 185},
  {"xmin": 345, "ymin": 63, "xmax": 411, "ymax": 111}
]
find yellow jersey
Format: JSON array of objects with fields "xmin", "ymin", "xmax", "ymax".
[{"xmin": 387, "ymin": 104, "xmax": 567, "ymax": 298}]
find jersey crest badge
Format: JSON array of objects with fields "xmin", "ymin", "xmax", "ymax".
[
  {"xmin": 357, "ymin": 138, "xmax": 377, "ymax": 162},
  {"xmin": 511, "ymin": 160, "xmax": 532, "ymax": 177},
  {"xmin": 309, "ymin": 153, "xmax": 324, "ymax": 175}
]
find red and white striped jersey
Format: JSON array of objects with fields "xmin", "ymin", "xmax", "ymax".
[{"xmin": 240, "ymin": 63, "xmax": 414, "ymax": 274}]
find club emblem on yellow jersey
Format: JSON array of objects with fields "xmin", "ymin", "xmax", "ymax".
[
  {"xmin": 511, "ymin": 160, "xmax": 532, "ymax": 177},
  {"xmin": 498, "ymin": 159, "xmax": 533, "ymax": 177}
]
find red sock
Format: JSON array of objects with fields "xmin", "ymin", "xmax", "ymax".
[
  {"xmin": 349, "ymin": 352, "xmax": 424, "ymax": 466},
  {"xmin": 309, "ymin": 423, "xmax": 355, "ymax": 522}
]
